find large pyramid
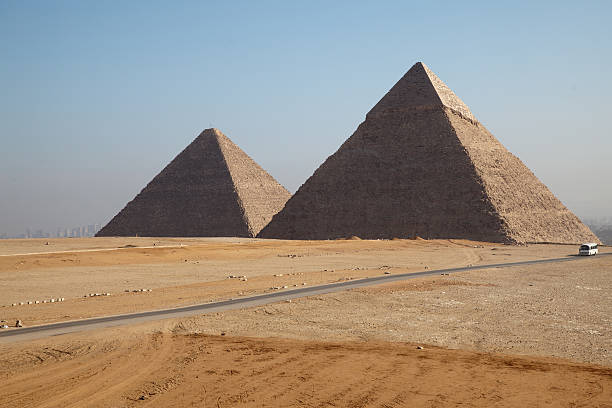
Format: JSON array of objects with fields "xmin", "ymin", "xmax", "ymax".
[
  {"xmin": 97, "ymin": 128, "xmax": 291, "ymax": 237},
  {"xmin": 259, "ymin": 62, "xmax": 599, "ymax": 244}
]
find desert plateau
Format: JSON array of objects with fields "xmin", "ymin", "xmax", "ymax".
[{"xmin": 1, "ymin": 237, "xmax": 610, "ymax": 407}]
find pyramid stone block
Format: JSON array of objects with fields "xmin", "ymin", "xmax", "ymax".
[
  {"xmin": 97, "ymin": 128, "xmax": 290, "ymax": 237},
  {"xmin": 259, "ymin": 63, "xmax": 599, "ymax": 244}
]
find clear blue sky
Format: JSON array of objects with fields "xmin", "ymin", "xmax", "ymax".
[{"xmin": 1, "ymin": 0, "xmax": 610, "ymax": 235}]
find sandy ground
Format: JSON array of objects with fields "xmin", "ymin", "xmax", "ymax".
[
  {"xmin": 0, "ymin": 238, "xmax": 579, "ymax": 324},
  {"xmin": 176, "ymin": 254, "xmax": 612, "ymax": 366},
  {"xmin": 0, "ymin": 238, "xmax": 611, "ymax": 407},
  {"xmin": 1, "ymin": 328, "xmax": 610, "ymax": 408},
  {"xmin": 0, "ymin": 237, "xmax": 247, "ymax": 256}
]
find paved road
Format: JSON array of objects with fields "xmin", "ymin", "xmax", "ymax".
[{"xmin": 1, "ymin": 254, "xmax": 608, "ymax": 343}]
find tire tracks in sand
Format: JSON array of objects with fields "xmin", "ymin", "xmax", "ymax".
[
  {"xmin": 2, "ymin": 332, "xmax": 611, "ymax": 407},
  {"xmin": 0, "ymin": 333, "xmax": 178, "ymax": 408}
]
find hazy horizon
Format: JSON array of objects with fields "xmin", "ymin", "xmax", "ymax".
[{"xmin": 1, "ymin": 1, "xmax": 611, "ymax": 236}]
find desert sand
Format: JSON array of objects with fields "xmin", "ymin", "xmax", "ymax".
[{"xmin": 0, "ymin": 238, "xmax": 610, "ymax": 407}]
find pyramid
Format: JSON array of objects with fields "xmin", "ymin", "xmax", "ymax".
[
  {"xmin": 259, "ymin": 63, "xmax": 599, "ymax": 244},
  {"xmin": 97, "ymin": 128, "xmax": 291, "ymax": 237}
]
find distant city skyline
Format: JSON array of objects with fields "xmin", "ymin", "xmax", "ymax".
[
  {"xmin": 0, "ymin": 223, "xmax": 102, "ymax": 239},
  {"xmin": 1, "ymin": 1, "xmax": 610, "ymax": 236}
]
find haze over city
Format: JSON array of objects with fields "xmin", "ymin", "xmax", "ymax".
[{"xmin": 1, "ymin": 1, "xmax": 610, "ymax": 237}]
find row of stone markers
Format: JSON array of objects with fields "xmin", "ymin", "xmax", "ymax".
[{"xmin": 9, "ymin": 297, "xmax": 65, "ymax": 306}]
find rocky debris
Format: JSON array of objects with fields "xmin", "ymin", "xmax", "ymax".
[
  {"xmin": 227, "ymin": 275, "xmax": 248, "ymax": 281},
  {"xmin": 258, "ymin": 62, "xmax": 599, "ymax": 244},
  {"xmin": 96, "ymin": 128, "xmax": 290, "ymax": 238},
  {"xmin": 273, "ymin": 272, "xmax": 303, "ymax": 277},
  {"xmin": 270, "ymin": 285, "xmax": 290, "ymax": 290},
  {"xmin": 10, "ymin": 298, "xmax": 65, "ymax": 306}
]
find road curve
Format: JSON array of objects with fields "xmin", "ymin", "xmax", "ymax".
[{"xmin": 1, "ymin": 254, "xmax": 607, "ymax": 343}]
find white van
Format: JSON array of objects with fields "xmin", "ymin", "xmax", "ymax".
[{"xmin": 579, "ymin": 243, "xmax": 598, "ymax": 256}]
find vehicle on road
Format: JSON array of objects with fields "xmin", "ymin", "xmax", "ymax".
[{"xmin": 579, "ymin": 243, "xmax": 598, "ymax": 256}]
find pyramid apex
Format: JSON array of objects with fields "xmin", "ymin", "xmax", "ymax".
[
  {"xmin": 199, "ymin": 128, "xmax": 224, "ymax": 137},
  {"xmin": 368, "ymin": 62, "xmax": 475, "ymax": 122},
  {"xmin": 410, "ymin": 61, "xmax": 428, "ymax": 71}
]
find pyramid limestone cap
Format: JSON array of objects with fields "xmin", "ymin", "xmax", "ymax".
[
  {"xmin": 368, "ymin": 62, "xmax": 475, "ymax": 122},
  {"xmin": 198, "ymin": 127, "xmax": 223, "ymax": 138}
]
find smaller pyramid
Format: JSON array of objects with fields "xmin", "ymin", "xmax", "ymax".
[{"xmin": 97, "ymin": 128, "xmax": 290, "ymax": 237}]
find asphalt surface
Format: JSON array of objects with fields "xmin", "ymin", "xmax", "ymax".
[{"xmin": 1, "ymin": 253, "xmax": 608, "ymax": 343}]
